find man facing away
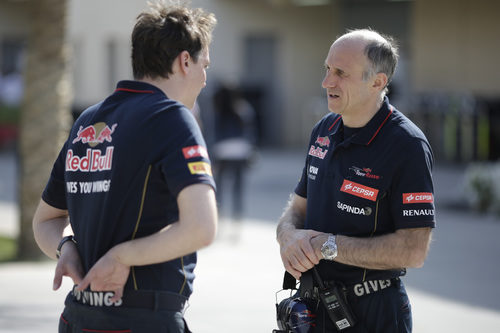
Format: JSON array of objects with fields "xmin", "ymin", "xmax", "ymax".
[
  {"xmin": 32, "ymin": 2, "xmax": 217, "ymax": 332},
  {"xmin": 277, "ymin": 29, "xmax": 435, "ymax": 332}
]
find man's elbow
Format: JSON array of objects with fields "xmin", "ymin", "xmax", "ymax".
[
  {"xmin": 194, "ymin": 217, "xmax": 217, "ymax": 248},
  {"xmin": 406, "ymin": 248, "xmax": 428, "ymax": 268}
]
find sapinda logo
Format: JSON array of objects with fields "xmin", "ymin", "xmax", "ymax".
[{"xmin": 402, "ymin": 193, "xmax": 434, "ymax": 204}]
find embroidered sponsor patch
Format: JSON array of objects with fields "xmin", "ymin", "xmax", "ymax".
[
  {"xmin": 349, "ymin": 166, "xmax": 381, "ymax": 180},
  {"xmin": 188, "ymin": 161, "xmax": 212, "ymax": 176},
  {"xmin": 340, "ymin": 179, "xmax": 378, "ymax": 202},
  {"xmin": 308, "ymin": 145, "xmax": 328, "ymax": 159},
  {"xmin": 402, "ymin": 192, "xmax": 434, "ymax": 204},
  {"xmin": 182, "ymin": 145, "xmax": 208, "ymax": 159},
  {"xmin": 402, "ymin": 209, "xmax": 434, "ymax": 217},
  {"xmin": 308, "ymin": 165, "xmax": 318, "ymax": 180},
  {"xmin": 315, "ymin": 135, "xmax": 330, "ymax": 147}
]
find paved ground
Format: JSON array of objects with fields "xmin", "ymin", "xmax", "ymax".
[{"xmin": 1, "ymin": 149, "xmax": 500, "ymax": 332}]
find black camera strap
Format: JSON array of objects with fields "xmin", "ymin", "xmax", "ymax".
[
  {"xmin": 312, "ymin": 266, "xmax": 326, "ymax": 289},
  {"xmin": 282, "ymin": 271, "xmax": 297, "ymax": 290}
]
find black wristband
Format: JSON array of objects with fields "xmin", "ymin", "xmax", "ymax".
[{"xmin": 56, "ymin": 235, "xmax": 76, "ymax": 259}]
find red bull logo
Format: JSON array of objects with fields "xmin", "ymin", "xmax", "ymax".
[
  {"xmin": 72, "ymin": 122, "xmax": 118, "ymax": 147},
  {"xmin": 315, "ymin": 135, "xmax": 330, "ymax": 147},
  {"xmin": 66, "ymin": 147, "xmax": 114, "ymax": 172}
]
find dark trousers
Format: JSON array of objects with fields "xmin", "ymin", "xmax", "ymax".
[
  {"xmin": 314, "ymin": 279, "xmax": 412, "ymax": 333},
  {"xmin": 214, "ymin": 159, "xmax": 247, "ymax": 218},
  {"xmin": 59, "ymin": 297, "xmax": 190, "ymax": 333}
]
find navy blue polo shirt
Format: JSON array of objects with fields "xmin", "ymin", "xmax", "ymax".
[
  {"xmin": 295, "ymin": 97, "xmax": 435, "ymax": 283},
  {"xmin": 42, "ymin": 80, "xmax": 215, "ymax": 298}
]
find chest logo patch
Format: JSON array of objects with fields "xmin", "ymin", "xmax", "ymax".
[
  {"xmin": 340, "ymin": 179, "xmax": 379, "ymax": 202},
  {"xmin": 349, "ymin": 166, "xmax": 381, "ymax": 180},
  {"xmin": 308, "ymin": 145, "xmax": 328, "ymax": 159},
  {"xmin": 315, "ymin": 135, "xmax": 330, "ymax": 147}
]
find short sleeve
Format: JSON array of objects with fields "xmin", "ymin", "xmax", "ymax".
[
  {"xmin": 153, "ymin": 106, "xmax": 215, "ymax": 197},
  {"xmin": 390, "ymin": 139, "xmax": 436, "ymax": 229},
  {"xmin": 294, "ymin": 162, "xmax": 308, "ymax": 198},
  {"xmin": 42, "ymin": 141, "xmax": 68, "ymax": 210}
]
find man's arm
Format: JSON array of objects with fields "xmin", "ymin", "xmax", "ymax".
[
  {"xmin": 33, "ymin": 200, "xmax": 71, "ymax": 259},
  {"xmin": 311, "ymin": 227, "xmax": 432, "ymax": 270},
  {"xmin": 276, "ymin": 193, "xmax": 321, "ymax": 279},
  {"xmin": 32, "ymin": 200, "xmax": 84, "ymax": 289},
  {"xmin": 76, "ymin": 183, "xmax": 217, "ymax": 301}
]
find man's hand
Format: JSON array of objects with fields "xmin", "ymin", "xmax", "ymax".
[
  {"xmin": 53, "ymin": 241, "xmax": 84, "ymax": 291},
  {"xmin": 75, "ymin": 247, "xmax": 130, "ymax": 303},
  {"xmin": 278, "ymin": 228, "xmax": 322, "ymax": 280}
]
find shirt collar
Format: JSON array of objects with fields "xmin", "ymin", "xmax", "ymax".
[
  {"xmin": 328, "ymin": 96, "xmax": 394, "ymax": 146},
  {"xmin": 115, "ymin": 80, "xmax": 164, "ymax": 96}
]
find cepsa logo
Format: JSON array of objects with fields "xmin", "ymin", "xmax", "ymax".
[
  {"xmin": 67, "ymin": 122, "xmax": 117, "ymax": 172},
  {"xmin": 403, "ymin": 192, "xmax": 434, "ymax": 204},
  {"xmin": 182, "ymin": 145, "xmax": 208, "ymax": 159},
  {"xmin": 340, "ymin": 179, "xmax": 379, "ymax": 202}
]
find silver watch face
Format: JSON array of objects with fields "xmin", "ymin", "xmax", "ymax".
[{"xmin": 321, "ymin": 237, "xmax": 337, "ymax": 260}]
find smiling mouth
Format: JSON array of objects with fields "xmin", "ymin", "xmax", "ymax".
[{"xmin": 328, "ymin": 93, "xmax": 340, "ymax": 99}]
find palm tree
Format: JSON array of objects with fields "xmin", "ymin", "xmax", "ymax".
[{"xmin": 17, "ymin": 0, "xmax": 72, "ymax": 259}]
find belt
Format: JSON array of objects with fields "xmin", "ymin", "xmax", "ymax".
[
  {"xmin": 349, "ymin": 277, "xmax": 399, "ymax": 297},
  {"xmin": 301, "ymin": 275, "xmax": 400, "ymax": 300},
  {"xmin": 71, "ymin": 286, "xmax": 187, "ymax": 311}
]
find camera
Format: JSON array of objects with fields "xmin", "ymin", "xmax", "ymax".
[{"xmin": 273, "ymin": 295, "xmax": 317, "ymax": 333}]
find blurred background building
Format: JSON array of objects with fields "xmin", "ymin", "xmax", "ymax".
[{"xmin": 1, "ymin": 0, "xmax": 499, "ymax": 160}]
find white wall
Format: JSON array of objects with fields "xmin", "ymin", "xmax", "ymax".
[{"xmin": 68, "ymin": 0, "xmax": 337, "ymax": 145}]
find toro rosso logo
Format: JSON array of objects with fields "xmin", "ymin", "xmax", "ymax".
[
  {"xmin": 72, "ymin": 123, "xmax": 117, "ymax": 147},
  {"xmin": 340, "ymin": 179, "xmax": 379, "ymax": 202}
]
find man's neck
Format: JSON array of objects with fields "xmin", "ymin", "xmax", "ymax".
[
  {"xmin": 341, "ymin": 95, "xmax": 384, "ymax": 128},
  {"xmin": 138, "ymin": 76, "xmax": 185, "ymax": 105}
]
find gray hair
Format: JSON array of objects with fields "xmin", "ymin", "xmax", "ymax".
[{"xmin": 340, "ymin": 29, "xmax": 399, "ymax": 94}]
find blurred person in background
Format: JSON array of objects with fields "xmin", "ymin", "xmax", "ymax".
[
  {"xmin": 276, "ymin": 29, "xmax": 435, "ymax": 332},
  {"xmin": 32, "ymin": 2, "xmax": 217, "ymax": 332},
  {"xmin": 212, "ymin": 83, "xmax": 257, "ymax": 222}
]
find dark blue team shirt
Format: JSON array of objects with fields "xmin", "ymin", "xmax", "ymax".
[
  {"xmin": 42, "ymin": 80, "xmax": 215, "ymax": 298},
  {"xmin": 295, "ymin": 97, "xmax": 436, "ymax": 283}
]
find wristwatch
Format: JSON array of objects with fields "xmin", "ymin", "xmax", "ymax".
[
  {"xmin": 56, "ymin": 235, "xmax": 76, "ymax": 259},
  {"xmin": 320, "ymin": 234, "xmax": 337, "ymax": 260}
]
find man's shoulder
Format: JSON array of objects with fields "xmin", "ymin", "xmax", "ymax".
[
  {"xmin": 312, "ymin": 112, "xmax": 340, "ymax": 132},
  {"xmin": 388, "ymin": 108, "xmax": 429, "ymax": 143}
]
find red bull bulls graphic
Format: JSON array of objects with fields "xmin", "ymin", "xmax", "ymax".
[
  {"xmin": 73, "ymin": 123, "xmax": 117, "ymax": 147},
  {"xmin": 315, "ymin": 135, "xmax": 330, "ymax": 147}
]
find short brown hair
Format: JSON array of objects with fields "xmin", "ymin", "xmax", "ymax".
[{"xmin": 131, "ymin": 1, "xmax": 217, "ymax": 80}]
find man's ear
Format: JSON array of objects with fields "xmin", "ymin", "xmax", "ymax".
[
  {"xmin": 372, "ymin": 72, "xmax": 388, "ymax": 91},
  {"xmin": 178, "ymin": 50, "xmax": 191, "ymax": 75}
]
